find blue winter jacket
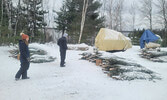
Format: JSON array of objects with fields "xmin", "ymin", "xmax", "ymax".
[
  {"xmin": 57, "ymin": 37, "xmax": 68, "ymax": 50},
  {"xmin": 19, "ymin": 40, "xmax": 30, "ymax": 63}
]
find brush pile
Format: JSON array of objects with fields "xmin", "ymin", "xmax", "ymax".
[
  {"xmin": 68, "ymin": 46, "xmax": 89, "ymax": 51},
  {"xmin": 9, "ymin": 47, "xmax": 56, "ymax": 63},
  {"xmin": 68, "ymin": 44, "xmax": 89, "ymax": 51},
  {"xmin": 80, "ymin": 52, "xmax": 161, "ymax": 81},
  {"xmin": 140, "ymin": 49, "xmax": 167, "ymax": 62}
]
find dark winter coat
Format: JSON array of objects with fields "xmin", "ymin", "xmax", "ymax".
[
  {"xmin": 19, "ymin": 40, "xmax": 30, "ymax": 63},
  {"xmin": 57, "ymin": 37, "xmax": 68, "ymax": 50},
  {"xmin": 57, "ymin": 37, "xmax": 68, "ymax": 66}
]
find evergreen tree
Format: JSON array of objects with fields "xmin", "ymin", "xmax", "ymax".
[
  {"xmin": 0, "ymin": 0, "xmax": 47, "ymax": 44},
  {"xmin": 20, "ymin": 0, "xmax": 47, "ymax": 42},
  {"xmin": 54, "ymin": 4, "xmax": 68, "ymax": 35},
  {"xmin": 82, "ymin": 0, "xmax": 105, "ymax": 44},
  {"xmin": 55, "ymin": 0, "xmax": 104, "ymax": 44},
  {"xmin": 0, "ymin": 0, "xmax": 9, "ymax": 37}
]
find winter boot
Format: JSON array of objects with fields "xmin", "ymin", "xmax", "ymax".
[{"xmin": 22, "ymin": 77, "xmax": 30, "ymax": 80}]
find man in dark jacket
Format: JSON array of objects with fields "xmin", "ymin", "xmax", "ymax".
[
  {"xmin": 57, "ymin": 33, "xmax": 68, "ymax": 67},
  {"xmin": 15, "ymin": 33, "xmax": 30, "ymax": 80}
]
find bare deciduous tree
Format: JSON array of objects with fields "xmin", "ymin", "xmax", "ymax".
[
  {"xmin": 104, "ymin": 0, "xmax": 124, "ymax": 31},
  {"xmin": 156, "ymin": 0, "xmax": 167, "ymax": 31},
  {"xmin": 14, "ymin": 0, "xmax": 21, "ymax": 36},
  {"xmin": 140, "ymin": 0, "xmax": 153, "ymax": 30},
  {"xmin": 129, "ymin": 1, "xmax": 136, "ymax": 31},
  {"xmin": 107, "ymin": 0, "xmax": 114, "ymax": 29},
  {"xmin": 98, "ymin": 0, "xmax": 109, "ymax": 27},
  {"xmin": 118, "ymin": 0, "xmax": 124, "ymax": 31},
  {"xmin": 112, "ymin": 0, "xmax": 124, "ymax": 31}
]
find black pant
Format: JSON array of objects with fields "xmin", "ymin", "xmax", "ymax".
[
  {"xmin": 60, "ymin": 49, "xmax": 66, "ymax": 66},
  {"xmin": 15, "ymin": 62, "xmax": 30, "ymax": 79}
]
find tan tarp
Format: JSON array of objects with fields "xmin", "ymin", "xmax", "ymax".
[{"xmin": 95, "ymin": 28, "xmax": 132, "ymax": 51}]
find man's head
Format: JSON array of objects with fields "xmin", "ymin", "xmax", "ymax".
[{"xmin": 63, "ymin": 33, "xmax": 68, "ymax": 38}]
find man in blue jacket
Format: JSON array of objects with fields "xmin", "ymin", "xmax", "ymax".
[{"xmin": 57, "ymin": 33, "xmax": 68, "ymax": 67}]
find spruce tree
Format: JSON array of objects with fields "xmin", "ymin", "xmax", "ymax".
[
  {"xmin": 20, "ymin": 0, "xmax": 47, "ymax": 42},
  {"xmin": 55, "ymin": 0, "xmax": 104, "ymax": 44},
  {"xmin": 54, "ymin": 4, "xmax": 68, "ymax": 36},
  {"xmin": 0, "ymin": 0, "xmax": 10, "ymax": 37}
]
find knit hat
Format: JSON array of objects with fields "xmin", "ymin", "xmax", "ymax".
[
  {"xmin": 20, "ymin": 32, "xmax": 24, "ymax": 36},
  {"xmin": 20, "ymin": 33, "xmax": 29, "ymax": 40},
  {"xmin": 63, "ymin": 33, "xmax": 68, "ymax": 37}
]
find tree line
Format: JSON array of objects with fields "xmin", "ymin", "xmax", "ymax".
[
  {"xmin": 0, "ymin": 0, "xmax": 167, "ymax": 47},
  {"xmin": 54, "ymin": 0, "xmax": 104, "ymax": 44},
  {"xmin": 0, "ymin": 0, "xmax": 47, "ymax": 45},
  {"xmin": 99, "ymin": 0, "xmax": 167, "ymax": 46}
]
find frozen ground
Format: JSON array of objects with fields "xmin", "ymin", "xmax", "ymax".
[{"xmin": 0, "ymin": 43, "xmax": 167, "ymax": 100}]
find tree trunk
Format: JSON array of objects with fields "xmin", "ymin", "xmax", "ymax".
[
  {"xmin": 140, "ymin": 0, "xmax": 153, "ymax": 30},
  {"xmin": 108, "ymin": 0, "xmax": 113, "ymax": 29},
  {"xmin": 42, "ymin": 0, "xmax": 46, "ymax": 43},
  {"xmin": 129, "ymin": 1, "xmax": 136, "ymax": 31},
  {"xmin": 150, "ymin": 1, "xmax": 152, "ymax": 30},
  {"xmin": 119, "ymin": 0, "xmax": 124, "ymax": 31},
  {"xmin": 14, "ymin": 0, "xmax": 21, "ymax": 37},
  {"xmin": 78, "ymin": 0, "xmax": 89, "ymax": 44},
  {"xmin": 0, "ymin": 0, "xmax": 4, "ymax": 37},
  {"xmin": 4, "ymin": 0, "xmax": 12, "ymax": 30}
]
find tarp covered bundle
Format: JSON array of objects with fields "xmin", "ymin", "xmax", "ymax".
[
  {"xmin": 95, "ymin": 28, "xmax": 132, "ymax": 51},
  {"xmin": 140, "ymin": 30, "xmax": 159, "ymax": 49}
]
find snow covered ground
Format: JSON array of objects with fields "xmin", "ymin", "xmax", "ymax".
[{"xmin": 0, "ymin": 43, "xmax": 167, "ymax": 100}]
